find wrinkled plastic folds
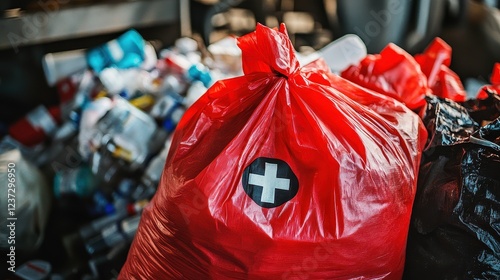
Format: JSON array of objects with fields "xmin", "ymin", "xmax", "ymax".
[
  {"xmin": 120, "ymin": 24, "xmax": 426, "ymax": 279},
  {"xmin": 404, "ymin": 95, "xmax": 500, "ymax": 279},
  {"xmin": 340, "ymin": 43, "xmax": 429, "ymax": 110},
  {"xmin": 477, "ymin": 62, "xmax": 500, "ymax": 100},
  {"xmin": 414, "ymin": 38, "xmax": 467, "ymax": 103},
  {"xmin": 341, "ymin": 38, "xmax": 467, "ymax": 112}
]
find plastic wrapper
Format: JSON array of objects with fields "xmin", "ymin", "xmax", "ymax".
[
  {"xmin": 404, "ymin": 95, "xmax": 500, "ymax": 279},
  {"xmin": 120, "ymin": 24, "xmax": 426, "ymax": 279}
]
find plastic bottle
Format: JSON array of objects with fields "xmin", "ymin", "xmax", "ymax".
[
  {"xmin": 53, "ymin": 164, "xmax": 98, "ymax": 198},
  {"xmin": 297, "ymin": 34, "xmax": 367, "ymax": 74},
  {"xmin": 158, "ymin": 75, "xmax": 186, "ymax": 97},
  {"xmin": 42, "ymin": 48, "xmax": 87, "ymax": 86},
  {"xmin": 86, "ymin": 29, "xmax": 145, "ymax": 73},
  {"xmin": 8, "ymin": 105, "xmax": 62, "ymax": 147},
  {"xmin": 85, "ymin": 214, "xmax": 141, "ymax": 255},
  {"xmin": 88, "ymin": 97, "xmax": 157, "ymax": 171},
  {"xmin": 174, "ymin": 37, "xmax": 199, "ymax": 55},
  {"xmin": 140, "ymin": 42, "xmax": 159, "ymax": 71},
  {"xmin": 150, "ymin": 93, "xmax": 185, "ymax": 132},
  {"xmin": 141, "ymin": 136, "xmax": 172, "ymax": 189},
  {"xmin": 79, "ymin": 199, "xmax": 148, "ymax": 240},
  {"xmin": 163, "ymin": 52, "xmax": 213, "ymax": 87},
  {"xmin": 184, "ymin": 81, "xmax": 208, "ymax": 108},
  {"xmin": 78, "ymin": 97, "xmax": 114, "ymax": 160},
  {"xmin": 56, "ymin": 73, "xmax": 82, "ymax": 115},
  {"xmin": 98, "ymin": 67, "xmax": 157, "ymax": 98}
]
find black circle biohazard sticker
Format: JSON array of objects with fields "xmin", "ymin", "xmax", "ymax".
[{"xmin": 242, "ymin": 157, "xmax": 299, "ymax": 208}]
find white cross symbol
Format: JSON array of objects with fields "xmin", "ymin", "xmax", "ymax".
[{"xmin": 248, "ymin": 162, "xmax": 290, "ymax": 204}]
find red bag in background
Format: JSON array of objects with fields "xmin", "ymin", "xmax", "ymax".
[
  {"xmin": 414, "ymin": 38, "xmax": 467, "ymax": 102},
  {"xmin": 340, "ymin": 43, "xmax": 429, "ymax": 111},
  {"xmin": 478, "ymin": 62, "xmax": 500, "ymax": 99},
  {"xmin": 341, "ymin": 38, "xmax": 467, "ymax": 112},
  {"xmin": 119, "ymin": 24, "xmax": 426, "ymax": 279},
  {"xmin": 461, "ymin": 63, "xmax": 500, "ymax": 126}
]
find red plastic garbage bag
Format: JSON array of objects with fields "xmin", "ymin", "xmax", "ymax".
[
  {"xmin": 478, "ymin": 62, "xmax": 500, "ymax": 100},
  {"xmin": 119, "ymin": 24, "xmax": 427, "ymax": 280},
  {"xmin": 414, "ymin": 38, "xmax": 467, "ymax": 102},
  {"xmin": 340, "ymin": 43, "xmax": 429, "ymax": 111},
  {"xmin": 341, "ymin": 38, "xmax": 467, "ymax": 112}
]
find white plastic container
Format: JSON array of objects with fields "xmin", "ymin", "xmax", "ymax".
[
  {"xmin": 298, "ymin": 34, "xmax": 367, "ymax": 74},
  {"xmin": 42, "ymin": 49, "xmax": 88, "ymax": 86}
]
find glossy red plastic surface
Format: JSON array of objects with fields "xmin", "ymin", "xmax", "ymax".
[
  {"xmin": 341, "ymin": 43, "xmax": 429, "ymax": 110},
  {"xmin": 120, "ymin": 24, "xmax": 426, "ymax": 279},
  {"xmin": 414, "ymin": 38, "xmax": 467, "ymax": 102},
  {"xmin": 341, "ymin": 38, "xmax": 467, "ymax": 111},
  {"xmin": 478, "ymin": 63, "xmax": 500, "ymax": 99}
]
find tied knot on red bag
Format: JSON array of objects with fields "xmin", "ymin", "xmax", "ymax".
[{"xmin": 237, "ymin": 23, "xmax": 300, "ymax": 79}]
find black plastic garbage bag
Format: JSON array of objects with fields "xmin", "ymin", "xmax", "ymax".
[
  {"xmin": 461, "ymin": 88, "xmax": 500, "ymax": 126},
  {"xmin": 404, "ymin": 95, "xmax": 500, "ymax": 279}
]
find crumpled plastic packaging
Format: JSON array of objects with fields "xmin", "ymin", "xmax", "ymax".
[{"xmin": 119, "ymin": 24, "xmax": 426, "ymax": 279}]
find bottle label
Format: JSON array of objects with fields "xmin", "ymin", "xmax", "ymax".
[
  {"xmin": 26, "ymin": 106, "xmax": 57, "ymax": 135},
  {"xmin": 107, "ymin": 39, "xmax": 124, "ymax": 62}
]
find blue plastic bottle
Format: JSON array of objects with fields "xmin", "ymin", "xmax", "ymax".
[{"xmin": 86, "ymin": 29, "xmax": 145, "ymax": 73}]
